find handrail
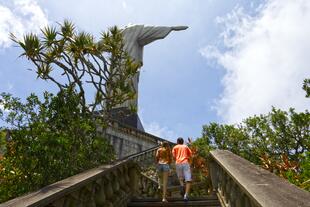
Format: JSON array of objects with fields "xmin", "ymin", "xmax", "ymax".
[
  {"xmin": 208, "ymin": 150, "xmax": 310, "ymax": 207},
  {"xmin": 115, "ymin": 146, "xmax": 159, "ymax": 162}
]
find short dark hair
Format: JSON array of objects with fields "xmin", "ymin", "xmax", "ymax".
[{"xmin": 177, "ymin": 137, "xmax": 184, "ymax": 144}]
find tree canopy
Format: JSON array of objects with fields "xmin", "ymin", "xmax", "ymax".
[
  {"xmin": 193, "ymin": 107, "xmax": 310, "ymax": 191},
  {"xmin": 11, "ymin": 20, "xmax": 140, "ymax": 115},
  {"xmin": 0, "ymin": 89, "xmax": 114, "ymax": 201},
  {"xmin": 303, "ymin": 78, "xmax": 310, "ymax": 98},
  {"xmin": 0, "ymin": 20, "xmax": 140, "ymax": 202}
]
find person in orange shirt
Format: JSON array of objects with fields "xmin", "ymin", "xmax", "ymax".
[
  {"xmin": 172, "ymin": 137, "xmax": 192, "ymax": 201},
  {"xmin": 156, "ymin": 141, "xmax": 172, "ymax": 202}
]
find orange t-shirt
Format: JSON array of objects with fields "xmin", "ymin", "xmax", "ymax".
[{"xmin": 172, "ymin": 144, "xmax": 192, "ymax": 164}]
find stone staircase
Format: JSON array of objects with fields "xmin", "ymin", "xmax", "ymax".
[
  {"xmin": 1, "ymin": 148, "xmax": 309, "ymax": 207},
  {"xmin": 130, "ymin": 167, "xmax": 220, "ymax": 207},
  {"xmin": 127, "ymin": 196, "xmax": 221, "ymax": 207}
]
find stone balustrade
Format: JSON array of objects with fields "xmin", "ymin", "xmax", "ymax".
[
  {"xmin": 122, "ymin": 146, "xmax": 161, "ymax": 198},
  {"xmin": 121, "ymin": 146, "xmax": 158, "ymax": 169},
  {"xmin": 5, "ymin": 142, "xmax": 310, "ymax": 207},
  {"xmin": 208, "ymin": 150, "xmax": 310, "ymax": 207},
  {"xmin": 0, "ymin": 146, "xmax": 160, "ymax": 207}
]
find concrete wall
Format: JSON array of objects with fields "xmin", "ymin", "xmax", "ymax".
[{"xmin": 102, "ymin": 121, "xmax": 167, "ymax": 158}]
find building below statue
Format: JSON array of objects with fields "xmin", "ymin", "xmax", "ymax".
[{"xmin": 109, "ymin": 107, "xmax": 144, "ymax": 131}]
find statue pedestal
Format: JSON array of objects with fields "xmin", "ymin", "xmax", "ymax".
[{"xmin": 109, "ymin": 107, "xmax": 144, "ymax": 131}]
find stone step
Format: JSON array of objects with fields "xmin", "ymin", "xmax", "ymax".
[
  {"xmin": 166, "ymin": 181, "xmax": 207, "ymax": 192},
  {"xmin": 127, "ymin": 196, "xmax": 221, "ymax": 207}
]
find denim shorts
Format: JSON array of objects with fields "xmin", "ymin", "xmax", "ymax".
[
  {"xmin": 176, "ymin": 163, "xmax": 192, "ymax": 182},
  {"xmin": 157, "ymin": 164, "xmax": 170, "ymax": 172}
]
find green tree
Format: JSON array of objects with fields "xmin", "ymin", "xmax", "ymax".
[
  {"xmin": 11, "ymin": 20, "xmax": 140, "ymax": 116},
  {"xmin": 0, "ymin": 20, "xmax": 140, "ymax": 202},
  {"xmin": 194, "ymin": 107, "xmax": 310, "ymax": 190},
  {"xmin": 303, "ymin": 78, "xmax": 310, "ymax": 98},
  {"xmin": 0, "ymin": 131, "xmax": 6, "ymax": 155},
  {"xmin": 0, "ymin": 89, "xmax": 114, "ymax": 202}
]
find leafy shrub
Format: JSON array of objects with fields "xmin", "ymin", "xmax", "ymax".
[
  {"xmin": 194, "ymin": 107, "xmax": 310, "ymax": 191},
  {"xmin": 0, "ymin": 89, "xmax": 115, "ymax": 202}
]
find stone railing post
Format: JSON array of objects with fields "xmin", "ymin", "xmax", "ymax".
[
  {"xmin": 208, "ymin": 158, "xmax": 219, "ymax": 193},
  {"xmin": 138, "ymin": 173, "xmax": 158, "ymax": 198},
  {"xmin": 129, "ymin": 163, "xmax": 139, "ymax": 197}
]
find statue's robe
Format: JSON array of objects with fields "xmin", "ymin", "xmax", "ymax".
[
  {"xmin": 121, "ymin": 25, "xmax": 176, "ymax": 108},
  {"xmin": 110, "ymin": 25, "xmax": 186, "ymax": 131}
]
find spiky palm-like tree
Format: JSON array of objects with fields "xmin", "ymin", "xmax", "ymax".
[{"xmin": 11, "ymin": 20, "xmax": 140, "ymax": 115}]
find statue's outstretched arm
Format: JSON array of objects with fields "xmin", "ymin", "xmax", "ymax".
[
  {"xmin": 171, "ymin": 26, "xmax": 188, "ymax": 31},
  {"xmin": 138, "ymin": 25, "xmax": 188, "ymax": 46}
]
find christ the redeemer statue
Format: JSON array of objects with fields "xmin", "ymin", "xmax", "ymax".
[
  {"xmin": 119, "ymin": 24, "xmax": 188, "ymax": 109},
  {"xmin": 111, "ymin": 24, "xmax": 187, "ymax": 130}
]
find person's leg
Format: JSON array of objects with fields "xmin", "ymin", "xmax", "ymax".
[
  {"xmin": 158, "ymin": 172, "xmax": 163, "ymax": 189},
  {"xmin": 176, "ymin": 164, "xmax": 185, "ymax": 196},
  {"xmin": 157, "ymin": 165, "xmax": 163, "ymax": 189},
  {"xmin": 185, "ymin": 181, "xmax": 191, "ymax": 196},
  {"xmin": 183, "ymin": 163, "xmax": 192, "ymax": 200},
  {"xmin": 162, "ymin": 171, "xmax": 168, "ymax": 201},
  {"xmin": 179, "ymin": 179, "xmax": 185, "ymax": 197}
]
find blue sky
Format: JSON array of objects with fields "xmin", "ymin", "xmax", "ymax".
[{"xmin": 0, "ymin": 0, "xmax": 309, "ymax": 141}]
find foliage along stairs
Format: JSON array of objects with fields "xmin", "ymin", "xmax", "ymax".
[{"xmin": 127, "ymin": 195, "xmax": 221, "ymax": 207}]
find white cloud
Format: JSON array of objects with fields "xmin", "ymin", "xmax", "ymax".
[
  {"xmin": 0, "ymin": 0, "xmax": 48, "ymax": 48},
  {"xmin": 122, "ymin": 1, "xmax": 127, "ymax": 9},
  {"xmin": 143, "ymin": 121, "xmax": 178, "ymax": 141},
  {"xmin": 121, "ymin": 1, "xmax": 134, "ymax": 14},
  {"xmin": 201, "ymin": 0, "xmax": 310, "ymax": 123}
]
